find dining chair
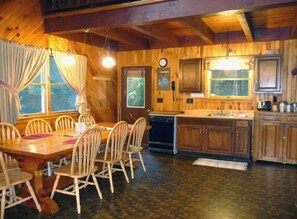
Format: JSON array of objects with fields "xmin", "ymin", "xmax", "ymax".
[
  {"xmin": 0, "ymin": 123, "xmax": 21, "ymax": 201},
  {"xmin": 25, "ymin": 118, "xmax": 52, "ymax": 136},
  {"xmin": 0, "ymin": 123, "xmax": 20, "ymax": 171},
  {"xmin": 0, "ymin": 151, "xmax": 41, "ymax": 219},
  {"xmin": 50, "ymin": 128, "xmax": 103, "ymax": 214},
  {"xmin": 55, "ymin": 115, "xmax": 76, "ymax": 131},
  {"xmin": 123, "ymin": 117, "xmax": 147, "ymax": 179},
  {"xmin": 95, "ymin": 121, "xmax": 129, "ymax": 193},
  {"xmin": 54, "ymin": 115, "xmax": 76, "ymax": 166},
  {"xmin": 25, "ymin": 119, "xmax": 53, "ymax": 176},
  {"xmin": 78, "ymin": 112, "xmax": 96, "ymax": 125}
]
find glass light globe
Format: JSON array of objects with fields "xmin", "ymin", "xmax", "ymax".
[
  {"xmin": 102, "ymin": 55, "xmax": 116, "ymax": 68},
  {"xmin": 63, "ymin": 54, "xmax": 75, "ymax": 65}
]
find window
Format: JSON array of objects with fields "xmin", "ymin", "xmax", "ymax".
[
  {"xmin": 19, "ymin": 57, "xmax": 76, "ymax": 115},
  {"xmin": 206, "ymin": 57, "xmax": 252, "ymax": 99},
  {"xmin": 209, "ymin": 70, "xmax": 250, "ymax": 97}
]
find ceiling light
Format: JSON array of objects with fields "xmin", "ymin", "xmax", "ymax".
[
  {"xmin": 102, "ymin": 54, "xmax": 116, "ymax": 68},
  {"xmin": 63, "ymin": 40, "xmax": 75, "ymax": 65},
  {"xmin": 102, "ymin": 28, "xmax": 116, "ymax": 68}
]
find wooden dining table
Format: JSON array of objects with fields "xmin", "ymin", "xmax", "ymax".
[{"xmin": 0, "ymin": 122, "xmax": 114, "ymax": 214}]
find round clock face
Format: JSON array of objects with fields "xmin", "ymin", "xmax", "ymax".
[{"xmin": 159, "ymin": 58, "xmax": 168, "ymax": 67}]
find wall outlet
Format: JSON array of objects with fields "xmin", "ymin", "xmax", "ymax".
[
  {"xmin": 186, "ymin": 98, "xmax": 193, "ymax": 104},
  {"xmin": 157, "ymin": 98, "xmax": 163, "ymax": 103}
]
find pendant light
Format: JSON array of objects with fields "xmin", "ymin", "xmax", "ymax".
[
  {"xmin": 102, "ymin": 28, "xmax": 116, "ymax": 68},
  {"xmin": 63, "ymin": 40, "xmax": 75, "ymax": 65}
]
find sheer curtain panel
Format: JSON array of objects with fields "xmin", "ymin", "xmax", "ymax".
[
  {"xmin": 52, "ymin": 50, "xmax": 87, "ymax": 114},
  {"xmin": 0, "ymin": 40, "xmax": 48, "ymax": 124}
]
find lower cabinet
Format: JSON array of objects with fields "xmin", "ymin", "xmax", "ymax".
[
  {"xmin": 177, "ymin": 117, "xmax": 252, "ymax": 160},
  {"xmin": 254, "ymin": 112, "xmax": 297, "ymax": 164}
]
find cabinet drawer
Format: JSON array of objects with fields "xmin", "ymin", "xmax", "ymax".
[
  {"xmin": 260, "ymin": 115, "xmax": 282, "ymax": 121},
  {"xmin": 235, "ymin": 121, "xmax": 249, "ymax": 127},
  {"xmin": 287, "ymin": 116, "xmax": 297, "ymax": 122}
]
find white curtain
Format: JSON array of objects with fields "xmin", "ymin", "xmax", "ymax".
[
  {"xmin": 0, "ymin": 39, "xmax": 48, "ymax": 124},
  {"xmin": 52, "ymin": 50, "xmax": 87, "ymax": 114}
]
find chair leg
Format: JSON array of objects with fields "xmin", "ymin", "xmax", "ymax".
[
  {"xmin": 120, "ymin": 160, "xmax": 130, "ymax": 183},
  {"xmin": 74, "ymin": 178, "xmax": 81, "ymax": 214},
  {"xmin": 25, "ymin": 181, "xmax": 41, "ymax": 212},
  {"xmin": 138, "ymin": 152, "xmax": 146, "ymax": 172},
  {"xmin": 1, "ymin": 189, "xmax": 6, "ymax": 219},
  {"xmin": 107, "ymin": 163, "xmax": 114, "ymax": 193},
  {"xmin": 128, "ymin": 154, "xmax": 134, "ymax": 179},
  {"xmin": 47, "ymin": 161, "xmax": 54, "ymax": 176},
  {"xmin": 50, "ymin": 175, "xmax": 60, "ymax": 199},
  {"xmin": 91, "ymin": 173, "xmax": 103, "ymax": 199}
]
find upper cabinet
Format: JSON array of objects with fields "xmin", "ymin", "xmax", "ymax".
[
  {"xmin": 179, "ymin": 58, "xmax": 202, "ymax": 93},
  {"xmin": 254, "ymin": 55, "xmax": 282, "ymax": 93}
]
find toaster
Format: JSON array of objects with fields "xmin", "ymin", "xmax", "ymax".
[{"xmin": 257, "ymin": 100, "xmax": 272, "ymax": 111}]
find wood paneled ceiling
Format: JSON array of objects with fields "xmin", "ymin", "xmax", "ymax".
[{"xmin": 41, "ymin": 0, "xmax": 297, "ymax": 51}]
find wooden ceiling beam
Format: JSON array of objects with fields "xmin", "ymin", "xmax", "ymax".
[
  {"xmin": 58, "ymin": 32, "xmax": 118, "ymax": 50},
  {"xmin": 291, "ymin": 16, "xmax": 297, "ymax": 37},
  {"xmin": 44, "ymin": 0, "xmax": 297, "ymax": 34},
  {"xmin": 180, "ymin": 16, "xmax": 215, "ymax": 44},
  {"xmin": 237, "ymin": 12, "xmax": 254, "ymax": 42},
  {"xmin": 130, "ymin": 25, "xmax": 180, "ymax": 46},
  {"xmin": 93, "ymin": 29, "xmax": 148, "ymax": 49}
]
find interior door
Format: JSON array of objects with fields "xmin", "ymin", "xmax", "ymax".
[{"xmin": 121, "ymin": 66, "xmax": 152, "ymax": 143}]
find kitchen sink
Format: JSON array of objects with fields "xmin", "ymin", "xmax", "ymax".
[
  {"xmin": 207, "ymin": 112, "xmax": 248, "ymax": 118},
  {"xmin": 207, "ymin": 113, "xmax": 235, "ymax": 117}
]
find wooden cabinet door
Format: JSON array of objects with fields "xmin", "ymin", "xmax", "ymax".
[
  {"xmin": 203, "ymin": 125, "xmax": 233, "ymax": 155},
  {"xmin": 177, "ymin": 124, "xmax": 203, "ymax": 152},
  {"xmin": 234, "ymin": 127, "xmax": 250, "ymax": 157},
  {"xmin": 283, "ymin": 124, "xmax": 297, "ymax": 164},
  {"xmin": 254, "ymin": 55, "xmax": 282, "ymax": 93},
  {"xmin": 179, "ymin": 58, "xmax": 202, "ymax": 93},
  {"xmin": 259, "ymin": 122, "xmax": 283, "ymax": 162},
  {"xmin": 233, "ymin": 120, "xmax": 251, "ymax": 157}
]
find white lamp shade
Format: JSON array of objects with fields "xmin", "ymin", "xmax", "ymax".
[
  {"xmin": 63, "ymin": 54, "xmax": 75, "ymax": 65},
  {"xmin": 102, "ymin": 55, "xmax": 116, "ymax": 68}
]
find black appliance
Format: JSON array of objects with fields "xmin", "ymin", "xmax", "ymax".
[
  {"xmin": 257, "ymin": 100, "xmax": 272, "ymax": 111},
  {"xmin": 148, "ymin": 111, "xmax": 183, "ymax": 154}
]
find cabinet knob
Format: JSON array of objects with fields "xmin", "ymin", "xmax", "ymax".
[
  {"xmin": 236, "ymin": 131, "xmax": 239, "ymax": 137},
  {"xmin": 283, "ymin": 136, "xmax": 285, "ymax": 140}
]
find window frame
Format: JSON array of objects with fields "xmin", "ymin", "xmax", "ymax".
[
  {"xmin": 205, "ymin": 57, "xmax": 254, "ymax": 100},
  {"xmin": 19, "ymin": 56, "xmax": 77, "ymax": 118}
]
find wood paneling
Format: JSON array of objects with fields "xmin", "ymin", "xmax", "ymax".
[
  {"xmin": 1, "ymin": 0, "xmax": 297, "ymax": 126},
  {"xmin": 118, "ymin": 40, "xmax": 297, "ymax": 112},
  {"xmin": 0, "ymin": 0, "xmax": 117, "ymax": 128}
]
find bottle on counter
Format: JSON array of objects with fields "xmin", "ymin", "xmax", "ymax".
[
  {"xmin": 278, "ymin": 101, "xmax": 287, "ymax": 113},
  {"xmin": 272, "ymin": 95, "xmax": 278, "ymax": 112}
]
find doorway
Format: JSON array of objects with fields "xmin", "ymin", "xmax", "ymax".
[{"xmin": 120, "ymin": 66, "xmax": 152, "ymax": 144}]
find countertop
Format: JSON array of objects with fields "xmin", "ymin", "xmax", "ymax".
[{"xmin": 175, "ymin": 109, "xmax": 254, "ymax": 120}]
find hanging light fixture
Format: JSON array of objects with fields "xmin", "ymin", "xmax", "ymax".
[
  {"xmin": 63, "ymin": 40, "xmax": 75, "ymax": 65},
  {"xmin": 102, "ymin": 28, "xmax": 116, "ymax": 68}
]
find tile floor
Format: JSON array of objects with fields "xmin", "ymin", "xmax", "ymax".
[{"xmin": 4, "ymin": 149, "xmax": 297, "ymax": 219}]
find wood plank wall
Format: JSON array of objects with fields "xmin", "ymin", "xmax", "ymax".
[
  {"xmin": 117, "ymin": 40, "xmax": 297, "ymax": 112},
  {"xmin": 0, "ymin": 0, "xmax": 117, "ymax": 134},
  {"xmin": 1, "ymin": 0, "xmax": 297, "ymax": 133}
]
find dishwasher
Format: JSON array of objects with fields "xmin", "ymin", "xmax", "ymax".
[{"xmin": 148, "ymin": 111, "xmax": 183, "ymax": 154}]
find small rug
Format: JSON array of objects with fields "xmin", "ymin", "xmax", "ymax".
[{"xmin": 193, "ymin": 158, "xmax": 248, "ymax": 171}]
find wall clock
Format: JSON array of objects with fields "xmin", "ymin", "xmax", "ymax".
[{"xmin": 159, "ymin": 58, "xmax": 168, "ymax": 67}]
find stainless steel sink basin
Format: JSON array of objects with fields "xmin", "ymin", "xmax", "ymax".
[{"xmin": 207, "ymin": 113, "xmax": 235, "ymax": 117}]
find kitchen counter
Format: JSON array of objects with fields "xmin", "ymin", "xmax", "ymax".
[{"xmin": 176, "ymin": 109, "xmax": 254, "ymax": 120}]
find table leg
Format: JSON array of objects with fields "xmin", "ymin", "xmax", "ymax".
[{"xmin": 13, "ymin": 155, "xmax": 60, "ymax": 214}]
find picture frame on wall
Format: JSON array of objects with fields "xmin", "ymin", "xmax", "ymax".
[{"xmin": 157, "ymin": 67, "xmax": 170, "ymax": 90}]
